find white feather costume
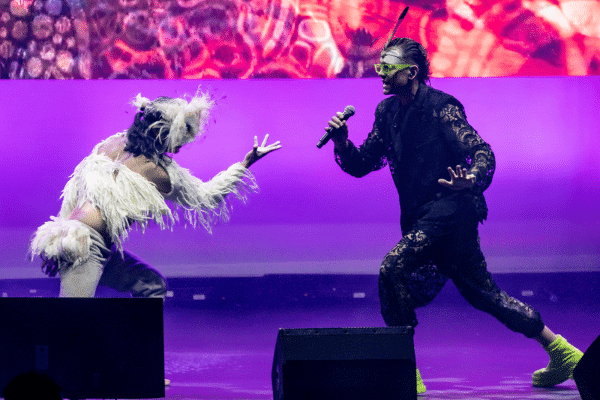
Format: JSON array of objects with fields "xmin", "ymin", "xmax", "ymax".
[
  {"xmin": 30, "ymin": 134, "xmax": 257, "ymax": 265},
  {"xmin": 31, "ymin": 90, "xmax": 258, "ymax": 269}
]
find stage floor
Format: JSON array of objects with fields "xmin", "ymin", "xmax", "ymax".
[
  {"xmin": 157, "ymin": 287, "xmax": 595, "ymax": 399},
  {"xmin": 1, "ymin": 273, "xmax": 597, "ymax": 400},
  {"xmin": 159, "ymin": 308, "xmax": 592, "ymax": 400}
]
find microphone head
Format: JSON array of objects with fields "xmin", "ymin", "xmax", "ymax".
[{"xmin": 342, "ymin": 105, "xmax": 356, "ymax": 118}]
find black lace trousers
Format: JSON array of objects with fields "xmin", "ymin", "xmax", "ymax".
[{"xmin": 378, "ymin": 217, "xmax": 545, "ymax": 338}]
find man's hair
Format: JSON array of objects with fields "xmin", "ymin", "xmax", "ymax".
[
  {"xmin": 125, "ymin": 90, "xmax": 214, "ymax": 163},
  {"xmin": 383, "ymin": 38, "xmax": 431, "ymax": 84},
  {"xmin": 124, "ymin": 97, "xmax": 175, "ymax": 164}
]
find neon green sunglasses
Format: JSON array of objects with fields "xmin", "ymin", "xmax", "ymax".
[{"xmin": 374, "ymin": 63, "xmax": 412, "ymax": 75}]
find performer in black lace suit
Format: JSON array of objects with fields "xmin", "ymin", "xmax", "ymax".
[{"xmin": 325, "ymin": 37, "xmax": 582, "ymax": 394}]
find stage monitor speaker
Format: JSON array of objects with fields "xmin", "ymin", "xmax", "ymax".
[
  {"xmin": 272, "ymin": 326, "xmax": 416, "ymax": 400},
  {"xmin": 0, "ymin": 298, "xmax": 165, "ymax": 399},
  {"xmin": 574, "ymin": 334, "xmax": 600, "ymax": 400}
]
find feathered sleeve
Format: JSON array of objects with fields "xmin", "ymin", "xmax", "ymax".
[{"xmin": 163, "ymin": 160, "xmax": 258, "ymax": 233}]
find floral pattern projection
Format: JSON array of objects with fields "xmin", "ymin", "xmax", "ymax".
[{"xmin": 1, "ymin": 0, "xmax": 599, "ymax": 79}]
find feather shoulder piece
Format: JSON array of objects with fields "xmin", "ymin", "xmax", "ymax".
[{"xmin": 58, "ymin": 133, "xmax": 174, "ymax": 252}]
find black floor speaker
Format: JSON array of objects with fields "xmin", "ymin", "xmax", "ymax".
[
  {"xmin": 574, "ymin": 334, "xmax": 600, "ymax": 400},
  {"xmin": 0, "ymin": 298, "xmax": 165, "ymax": 399},
  {"xmin": 272, "ymin": 326, "xmax": 416, "ymax": 400}
]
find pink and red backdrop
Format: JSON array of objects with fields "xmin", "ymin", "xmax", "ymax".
[{"xmin": 1, "ymin": 0, "xmax": 600, "ymax": 79}]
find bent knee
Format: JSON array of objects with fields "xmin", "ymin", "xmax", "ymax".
[
  {"xmin": 132, "ymin": 269, "xmax": 168, "ymax": 298},
  {"xmin": 379, "ymin": 263, "xmax": 394, "ymax": 278}
]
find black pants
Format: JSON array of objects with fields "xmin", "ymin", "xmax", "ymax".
[
  {"xmin": 98, "ymin": 247, "xmax": 168, "ymax": 298},
  {"xmin": 378, "ymin": 215, "xmax": 545, "ymax": 338},
  {"xmin": 56, "ymin": 225, "xmax": 168, "ymax": 298}
]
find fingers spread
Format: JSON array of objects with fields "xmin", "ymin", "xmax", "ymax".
[
  {"xmin": 448, "ymin": 166, "xmax": 456, "ymax": 178},
  {"xmin": 438, "ymin": 179, "xmax": 451, "ymax": 188}
]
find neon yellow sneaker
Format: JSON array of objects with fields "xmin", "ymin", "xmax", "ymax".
[
  {"xmin": 532, "ymin": 335, "xmax": 583, "ymax": 387},
  {"xmin": 416, "ymin": 368, "xmax": 426, "ymax": 394}
]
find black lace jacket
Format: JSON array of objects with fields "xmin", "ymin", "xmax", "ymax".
[{"xmin": 335, "ymin": 84, "xmax": 496, "ymax": 232}]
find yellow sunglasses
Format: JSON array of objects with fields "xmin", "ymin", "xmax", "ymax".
[{"xmin": 374, "ymin": 63, "xmax": 412, "ymax": 75}]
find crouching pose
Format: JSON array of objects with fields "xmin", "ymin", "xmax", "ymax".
[{"xmin": 30, "ymin": 90, "xmax": 281, "ymax": 298}]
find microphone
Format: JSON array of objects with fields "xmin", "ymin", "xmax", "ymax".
[{"xmin": 317, "ymin": 105, "xmax": 356, "ymax": 149}]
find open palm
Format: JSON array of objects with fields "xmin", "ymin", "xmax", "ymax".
[
  {"xmin": 242, "ymin": 134, "xmax": 282, "ymax": 168},
  {"xmin": 438, "ymin": 166, "xmax": 476, "ymax": 190}
]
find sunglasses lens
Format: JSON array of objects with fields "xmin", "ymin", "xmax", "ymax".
[{"xmin": 376, "ymin": 64, "xmax": 409, "ymax": 74}]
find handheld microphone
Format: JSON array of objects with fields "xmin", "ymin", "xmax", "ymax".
[{"xmin": 316, "ymin": 105, "xmax": 356, "ymax": 149}]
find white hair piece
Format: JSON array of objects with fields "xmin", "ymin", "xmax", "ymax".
[{"xmin": 131, "ymin": 89, "xmax": 215, "ymax": 152}]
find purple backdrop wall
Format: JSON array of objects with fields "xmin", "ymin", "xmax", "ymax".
[{"xmin": 1, "ymin": 77, "xmax": 599, "ymax": 278}]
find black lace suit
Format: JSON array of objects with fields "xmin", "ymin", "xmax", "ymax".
[{"xmin": 335, "ymin": 84, "xmax": 544, "ymax": 338}]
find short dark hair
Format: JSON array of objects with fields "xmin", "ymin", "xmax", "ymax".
[{"xmin": 384, "ymin": 38, "xmax": 431, "ymax": 84}]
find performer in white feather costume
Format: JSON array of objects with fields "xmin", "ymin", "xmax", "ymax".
[{"xmin": 30, "ymin": 90, "xmax": 281, "ymax": 298}]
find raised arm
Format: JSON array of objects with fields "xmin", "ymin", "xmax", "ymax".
[
  {"xmin": 329, "ymin": 105, "xmax": 389, "ymax": 177},
  {"xmin": 163, "ymin": 134, "xmax": 280, "ymax": 232}
]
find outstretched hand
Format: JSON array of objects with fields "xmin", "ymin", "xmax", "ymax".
[
  {"xmin": 438, "ymin": 165, "xmax": 476, "ymax": 190},
  {"xmin": 242, "ymin": 134, "xmax": 282, "ymax": 168}
]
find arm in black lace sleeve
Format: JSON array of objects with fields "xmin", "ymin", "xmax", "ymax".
[
  {"xmin": 440, "ymin": 103, "xmax": 496, "ymax": 192},
  {"xmin": 334, "ymin": 105, "xmax": 389, "ymax": 178}
]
